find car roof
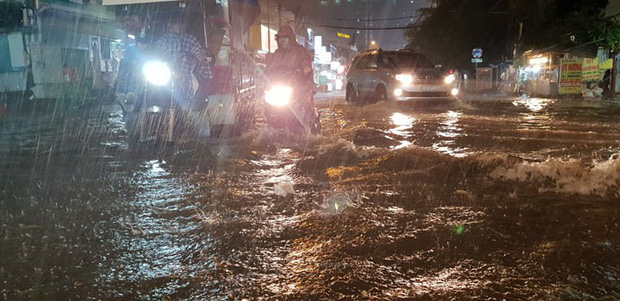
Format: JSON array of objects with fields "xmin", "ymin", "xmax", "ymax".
[{"xmin": 358, "ymin": 48, "xmax": 422, "ymax": 56}]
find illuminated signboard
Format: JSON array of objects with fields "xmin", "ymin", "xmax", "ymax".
[{"xmin": 337, "ymin": 32, "xmax": 350, "ymax": 39}]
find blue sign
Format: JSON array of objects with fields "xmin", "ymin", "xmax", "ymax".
[{"xmin": 472, "ymin": 48, "xmax": 483, "ymax": 58}]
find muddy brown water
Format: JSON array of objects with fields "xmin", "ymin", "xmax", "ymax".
[{"xmin": 1, "ymin": 96, "xmax": 620, "ymax": 300}]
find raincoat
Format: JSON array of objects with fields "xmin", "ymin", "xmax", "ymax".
[{"xmin": 266, "ymin": 43, "xmax": 314, "ymax": 91}]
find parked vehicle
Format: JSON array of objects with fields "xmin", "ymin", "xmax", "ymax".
[
  {"xmin": 346, "ymin": 49, "xmax": 459, "ymax": 103},
  {"xmin": 263, "ymin": 66, "xmax": 321, "ymax": 134}
]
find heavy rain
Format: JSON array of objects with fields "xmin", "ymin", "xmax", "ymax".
[{"xmin": 1, "ymin": 0, "xmax": 620, "ymax": 300}]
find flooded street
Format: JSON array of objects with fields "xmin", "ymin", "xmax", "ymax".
[{"xmin": 2, "ymin": 94, "xmax": 620, "ymax": 300}]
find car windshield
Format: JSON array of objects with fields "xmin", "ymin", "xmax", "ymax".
[{"xmin": 384, "ymin": 53, "xmax": 434, "ymax": 69}]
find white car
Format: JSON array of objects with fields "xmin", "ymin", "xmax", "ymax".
[{"xmin": 346, "ymin": 49, "xmax": 459, "ymax": 103}]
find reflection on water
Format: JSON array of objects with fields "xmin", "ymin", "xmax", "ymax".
[
  {"xmin": 432, "ymin": 111, "xmax": 468, "ymax": 157},
  {"xmin": 254, "ymin": 148, "xmax": 299, "ymax": 192},
  {"xmin": 389, "ymin": 112, "xmax": 416, "ymax": 149},
  {"xmin": 512, "ymin": 98, "xmax": 552, "ymax": 112},
  {"xmin": 98, "ymin": 160, "xmax": 205, "ymax": 298}
]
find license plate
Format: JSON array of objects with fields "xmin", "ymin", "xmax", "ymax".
[{"xmin": 421, "ymin": 86, "xmax": 439, "ymax": 91}]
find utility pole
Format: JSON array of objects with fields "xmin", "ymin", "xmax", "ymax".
[
  {"xmin": 612, "ymin": 48, "xmax": 617, "ymax": 98},
  {"xmin": 278, "ymin": 3, "xmax": 282, "ymax": 28},
  {"xmin": 366, "ymin": 0, "xmax": 370, "ymax": 49},
  {"xmin": 267, "ymin": 0, "xmax": 271, "ymax": 52}
]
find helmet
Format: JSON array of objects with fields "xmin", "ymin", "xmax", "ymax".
[
  {"xmin": 276, "ymin": 25, "xmax": 295, "ymax": 38},
  {"xmin": 135, "ymin": 27, "xmax": 152, "ymax": 44}
]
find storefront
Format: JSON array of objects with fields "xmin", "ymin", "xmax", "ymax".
[{"xmin": 519, "ymin": 51, "xmax": 559, "ymax": 96}]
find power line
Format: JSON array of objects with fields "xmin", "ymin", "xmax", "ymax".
[
  {"xmin": 318, "ymin": 14, "xmax": 421, "ymax": 22},
  {"xmin": 316, "ymin": 24, "xmax": 422, "ymax": 30}
]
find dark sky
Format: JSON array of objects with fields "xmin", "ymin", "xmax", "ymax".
[{"xmin": 314, "ymin": 0, "xmax": 432, "ymax": 50}]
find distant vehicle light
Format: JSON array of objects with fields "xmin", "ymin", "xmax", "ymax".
[
  {"xmin": 265, "ymin": 85, "xmax": 293, "ymax": 107},
  {"xmin": 394, "ymin": 88, "xmax": 403, "ymax": 96},
  {"xmin": 444, "ymin": 74, "xmax": 456, "ymax": 84},
  {"xmin": 395, "ymin": 74, "xmax": 414, "ymax": 86},
  {"xmin": 451, "ymin": 88, "xmax": 459, "ymax": 96}
]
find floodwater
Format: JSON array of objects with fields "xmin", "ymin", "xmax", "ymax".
[{"xmin": 1, "ymin": 95, "xmax": 620, "ymax": 300}]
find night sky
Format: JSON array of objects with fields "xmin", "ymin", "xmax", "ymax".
[{"xmin": 313, "ymin": 0, "xmax": 432, "ymax": 50}]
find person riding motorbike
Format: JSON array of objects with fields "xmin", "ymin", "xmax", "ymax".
[
  {"xmin": 154, "ymin": 14, "xmax": 213, "ymax": 110},
  {"xmin": 264, "ymin": 25, "xmax": 318, "ymax": 133},
  {"xmin": 152, "ymin": 14, "xmax": 214, "ymax": 137},
  {"xmin": 115, "ymin": 28, "xmax": 151, "ymax": 133}
]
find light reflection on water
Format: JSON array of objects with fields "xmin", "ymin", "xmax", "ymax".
[
  {"xmin": 512, "ymin": 97, "xmax": 552, "ymax": 112},
  {"xmin": 100, "ymin": 159, "xmax": 205, "ymax": 298},
  {"xmin": 389, "ymin": 112, "xmax": 416, "ymax": 149},
  {"xmin": 432, "ymin": 111, "xmax": 469, "ymax": 157}
]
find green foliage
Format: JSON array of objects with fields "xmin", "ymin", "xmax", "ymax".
[{"xmin": 597, "ymin": 18, "xmax": 620, "ymax": 50}]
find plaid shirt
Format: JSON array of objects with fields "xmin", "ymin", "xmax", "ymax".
[{"xmin": 154, "ymin": 33, "xmax": 212, "ymax": 81}]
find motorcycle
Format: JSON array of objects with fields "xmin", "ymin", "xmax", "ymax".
[
  {"xmin": 120, "ymin": 55, "xmax": 193, "ymax": 143},
  {"xmin": 263, "ymin": 66, "xmax": 321, "ymax": 134}
]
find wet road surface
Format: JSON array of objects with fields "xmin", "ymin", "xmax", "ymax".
[{"xmin": 1, "ymin": 95, "xmax": 620, "ymax": 300}]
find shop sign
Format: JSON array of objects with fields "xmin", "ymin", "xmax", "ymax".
[
  {"xmin": 582, "ymin": 57, "xmax": 599, "ymax": 82},
  {"xmin": 560, "ymin": 58, "xmax": 582, "ymax": 94},
  {"xmin": 337, "ymin": 32, "xmax": 350, "ymax": 39},
  {"xmin": 599, "ymin": 58, "xmax": 613, "ymax": 70}
]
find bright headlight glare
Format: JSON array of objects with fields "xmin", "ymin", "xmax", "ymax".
[
  {"xmin": 265, "ymin": 85, "xmax": 293, "ymax": 107},
  {"xmin": 444, "ymin": 74, "xmax": 456, "ymax": 84},
  {"xmin": 394, "ymin": 88, "xmax": 403, "ymax": 96},
  {"xmin": 451, "ymin": 88, "xmax": 459, "ymax": 96},
  {"xmin": 147, "ymin": 105, "xmax": 162, "ymax": 113},
  {"xmin": 143, "ymin": 61, "xmax": 171, "ymax": 86},
  {"xmin": 395, "ymin": 74, "xmax": 414, "ymax": 85}
]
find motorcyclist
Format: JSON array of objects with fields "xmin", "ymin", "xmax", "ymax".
[
  {"xmin": 116, "ymin": 28, "xmax": 151, "ymax": 112},
  {"xmin": 265, "ymin": 25, "xmax": 314, "ymax": 94},
  {"xmin": 265, "ymin": 25, "xmax": 317, "ymax": 132},
  {"xmin": 115, "ymin": 28, "xmax": 151, "ymax": 131},
  {"xmin": 154, "ymin": 14, "xmax": 213, "ymax": 110}
]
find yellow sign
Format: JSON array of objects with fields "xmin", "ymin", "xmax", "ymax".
[
  {"xmin": 560, "ymin": 59, "xmax": 583, "ymax": 94},
  {"xmin": 600, "ymin": 58, "xmax": 613, "ymax": 70},
  {"xmin": 582, "ymin": 57, "xmax": 600, "ymax": 82},
  {"xmin": 337, "ymin": 32, "xmax": 350, "ymax": 39}
]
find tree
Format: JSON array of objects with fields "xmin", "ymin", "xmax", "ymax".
[
  {"xmin": 404, "ymin": 0, "xmax": 611, "ymax": 70},
  {"xmin": 403, "ymin": 0, "xmax": 513, "ymax": 69},
  {"xmin": 596, "ymin": 18, "xmax": 620, "ymax": 97}
]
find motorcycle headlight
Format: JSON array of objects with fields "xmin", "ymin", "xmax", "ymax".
[
  {"xmin": 395, "ymin": 74, "xmax": 414, "ymax": 86},
  {"xmin": 143, "ymin": 61, "xmax": 171, "ymax": 86},
  {"xmin": 265, "ymin": 85, "xmax": 293, "ymax": 107},
  {"xmin": 444, "ymin": 74, "xmax": 456, "ymax": 84}
]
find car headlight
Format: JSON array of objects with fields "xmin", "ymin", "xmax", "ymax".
[
  {"xmin": 265, "ymin": 85, "xmax": 293, "ymax": 107},
  {"xmin": 395, "ymin": 74, "xmax": 414, "ymax": 86},
  {"xmin": 143, "ymin": 61, "xmax": 171, "ymax": 86},
  {"xmin": 444, "ymin": 74, "xmax": 456, "ymax": 84}
]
